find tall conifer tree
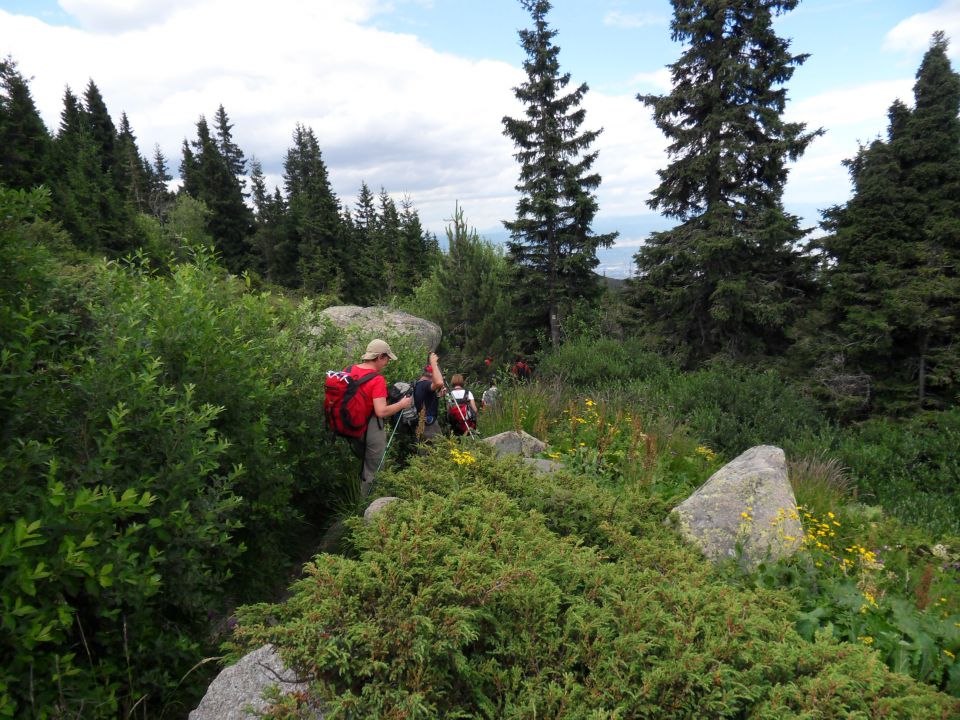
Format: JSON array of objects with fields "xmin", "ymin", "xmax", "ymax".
[
  {"xmin": 629, "ymin": 0, "xmax": 820, "ymax": 365},
  {"xmin": 0, "ymin": 57, "xmax": 50, "ymax": 190},
  {"xmin": 282, "ymin": 124, "xmax": 343, "ymax": 292},
  {"xmin": 180, "ymin": 115, "xmax": 251, "ymax": 271},
  {"xmin": 813, "ymin": 32, "xmax": 960, "ymax": 411},
  {"xmin": 502, "ymin": 0, "xmax": 616, "ymax": 348},
  {"xmin": 115, "ymin": 112, "xmax": 151, "ymax": 212},
  {"xmin": 148, "ymin": 144, "xmax": 173, "ymax": 219},
  {"xmin": 214, "ymin": 104, "xmax": 247, "ymax": 189}
]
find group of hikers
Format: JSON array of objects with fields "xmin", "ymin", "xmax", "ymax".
[{"xmin": 325, "ymin": 339, "xmax": 530, "ymax": 496}]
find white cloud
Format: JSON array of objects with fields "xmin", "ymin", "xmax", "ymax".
[
  {"xmin": 603, "ymin": 10, "xmax": 666, "ymax": 29},
  {"xmin": 2, "ymin": 1, "xmax": 530, "ymax": 233},
  {"xmin": 884, "ymin": 0, "xmax": 960, "ymax": 56},
  {"xmin": 629, "ymin": 67, "xmax": 672, "ymax": 92},
  {"xmin": 0, "ymin": 0, "xmax": 940, "ymax": 272}
]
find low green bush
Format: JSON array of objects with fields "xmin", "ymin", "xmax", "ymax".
[
  {"xmin": 535, "ymin": 336, "xmax": 676, "ymax": 387},
  {"xmin": 833, "ymin": 410, "xmax": 960, "ymax": 535},
  {"xmin": 234, "ymin": 450, "xmax": 958, "ymax": 717}
]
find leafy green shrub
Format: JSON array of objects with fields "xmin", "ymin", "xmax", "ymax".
[
  {"xmin": 234, "ymin": 452, "xmax": 958, "ymax": 717},
  {"xmin": 833, "ymin": 410, "xmax": 960, "ymax": 535},
  {"xmin": 655, "ymin": 362, "xmax": 827, "ymax": 457},
  {"xmin": 535, "ymin": 336, "xmax": 676, "ymax": 387},
  {"xmin": 0, "ymin": 187, "xmax": 433, "ymax": 716},
  {"xmin": 743, "ymin": 505, "xmax": 960, "ymax": 696}
]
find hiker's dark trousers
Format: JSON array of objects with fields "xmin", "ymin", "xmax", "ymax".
[{"xmin": 349, "ymin": 414, "xmax": 385, "ymax": 495}]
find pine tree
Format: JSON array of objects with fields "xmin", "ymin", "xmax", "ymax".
[
  {"xmin": 346, "ymin": 181, "xmax": 380, "ymax": 302},
  {"xmin": 247, "ymin": 157, "xmax": 288, "ymax": 281},
  {"xmin": 396, "ymin": 196, "xmax": 438, "ymax": 296},
  {"xmin": 436, "ymin": 205, "xmax": 513, "ymax": 363},
  {"xmin": 115, "ymin": 112, "xmax": 151, "ymax": 212},
  {"xmin": 0, "ymin": 56, "xmax": 51, "ymax": 190},
  {"xmin": 282, "ymin": 124, "xmax": 343, "ymax": 291},
  {"xmin": 813, "ymin": 32, "xmax": 960, "ymax": 411},
  {"xmin": 82, "ymin": 81, "xmax": 117, "ymax": 176},
  {"xmin": 147, "ymin": 144, "xmax": 173, "ymax": 219},
  {"xmin": 214, "ymin": 104, "xmax": 247, "ymax": 189},
  {"xmin": 502, "ymin": 0, "xmax": 616, "ymax": 348},
  {"xmin": 50, "ymin": 86, "xmax": 100, "ymax": 245},
  {"xmin": 181, "ymin": 115, "xmax": 252, "ymax": 272},
  {"xmin": 629, "ymin": 0, "xmax": 820, "ymax": 365}
]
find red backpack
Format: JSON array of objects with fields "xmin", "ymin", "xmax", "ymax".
[
  {"xmin": 447, "ymin": 392, "xmax": 477, "ymax": 436},
  {"xmin": 324, "ymin": 366, "xmax": 379, "ymax": 438}
]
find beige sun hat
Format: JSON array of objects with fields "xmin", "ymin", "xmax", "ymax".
[{"xmin": 362, "ymin": 338, "xmax": 397, "ymax": 360}]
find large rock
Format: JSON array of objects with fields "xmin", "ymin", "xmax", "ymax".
[
  {"xmin": 317, "ymin": 305, "xmax": 441, "ymax": 353},
  {"xmin": 364, "ymin": 496, "xmax": 399, "ymax": 523},
  {"xmin": 667, "ymin": 445, "xmax": 802, "ymax": 569},
  {"xmin": 482, "ymin": 430, "xmax": 547, "ymax": 458},
  {"xmin": 189, "ymin": 644, "xmax": 318, "ymax": 720}
]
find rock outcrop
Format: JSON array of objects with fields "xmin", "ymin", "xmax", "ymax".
[
  {"xmin": 317, "ymin": 305, "xmax": 441, "ymax": 353},
  {"xmin": 364, "ymin": 496, "xmax": 399, "ymax": 523},
  {"xmin": 482, "ymin": 430, "xmax": 548, "ymax": 458},
  {"xmin": 667, "ymin": 445, "xmax": 802, "ymax": 568},
  {"xmin": 189, "ymin": 644, "xmax": 317, "ymax": 720}
]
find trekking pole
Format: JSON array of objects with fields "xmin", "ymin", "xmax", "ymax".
[
  {"xmin": 369, "ymin": 415, "xmax": 403, "ymax": 495},
  {"xmin": 372, "ymin": 382, "xmax": 415, "ymax": 484}
]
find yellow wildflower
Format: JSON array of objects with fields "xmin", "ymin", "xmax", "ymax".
[{"xmin": 858, "ymin": 636, "xmax": 874, "ymax": 645}]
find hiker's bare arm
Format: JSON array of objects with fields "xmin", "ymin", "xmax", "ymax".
[
  {"xmin": 429, "ymin": 352, "xmax": 444, "ymax": 391},
  {"xmin": 374, "ymin": 395, "xmax": 412, "ymax": 418}
]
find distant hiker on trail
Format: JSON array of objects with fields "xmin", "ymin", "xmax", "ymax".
[
  {"xmin": 413, "ymin": 352, "xmax": 446, "ymax": 445},
  {"xmin": 448, "ymin": 374, "xmax": 478, "ymax": 436},
  {"xmin": 512, "ymin": 358, "xmax": 532, "ymax": 382},
  {"xmin": 481, "ymin": 377, "xmax": 499, "ymax": 412},
  {"xmin": 344, "ymin": 339, "xmax": 412, "ymax": 496}
]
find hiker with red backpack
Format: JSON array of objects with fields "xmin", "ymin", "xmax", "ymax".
[
  {"xmin": 447, "ymin": 374, "xmax": 478, "ymax": 437},
  {"xmin": 324, "ymin": 339, "xmax": 412, "ymax": 496}
]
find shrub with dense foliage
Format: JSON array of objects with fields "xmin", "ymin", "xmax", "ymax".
[
  {"xmin": 0, "ymin": 186, "xmax": 427, "ymax": 718},
  {"xmin": 234, "ymin": 446, "xmax": 958, "ymax": 717}
]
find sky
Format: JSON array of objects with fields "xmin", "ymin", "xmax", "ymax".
[{"xmin": 2, "ymin": 0, "xmax": 959, "ymax": 277}]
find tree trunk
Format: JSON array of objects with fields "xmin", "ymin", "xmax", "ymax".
[
  {"xmin": 549, "ymin": 300, "xmax": 561, "ymax": 347},
  {"xmin": 918, "ymin": 330, "xmax": 929, "ymax": 407}
]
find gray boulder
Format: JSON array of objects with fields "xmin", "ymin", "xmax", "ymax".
[
  {"xmin": 364, "ymin": 496, "xmax": 399, "ymax": 523},
  {"xmin": 317, "ymin": 305, "xmax": 441, "ymax": 352},
  {"xmin": 667, "ymin": 445, "xmax": 803, "ymax": 569},
  {"xmin": 482, "ymin": 430, "xmax": 547, "ymax": 458},
  {"xmin": 189, "ymin": 644, "xmax": 318, "ymax": 720}
]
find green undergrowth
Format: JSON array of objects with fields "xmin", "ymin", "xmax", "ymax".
[{"xmin": 233, "ymin": 445, "xmax": 958, "ymax": 718}]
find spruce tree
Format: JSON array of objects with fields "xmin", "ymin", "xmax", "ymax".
[
  {"xmin": 0, "ymin": 56, "xmax": 51, "ymax": 190},
  {"xmin": 813, "ymin": 32, "xmax": 960, "ymax": 411},
  {"xmin": 115, "ymin": 112, "xmax": 151, "ymax": 212},
  {"xmin": 346, "ymin": 182, "xmax": 380, "ymax": 302},
  {"xmin": 214, "ymin": 104, "xmax": 247, "ymax": 188},
  {"xmin": 82, "ymin": 81, "xmax": 117, "ymax": 176},
  {"xmin": 435, "ymin": 205, "xmax": 513, "ymax": 363},
  {"xmin": 181, "ymin": 115, "xmax": 252, "ymax": 272},
  {"xmin": 282, "ymin": 124, "xmax": 343, "ymax": 292},
  {"xmin": 247, "ymin": 157, "xmax": 287, "ymax": 280},
  {"xmin": 50, "ymin": 86, "xmax": 100, "ymax": 245},
  {"xmin": 629, "ymin": 0, "xmax": 820, "ymax": 365},
  {"xmin": 147, "ymin": 144, "xmax": 173, "ymax": 219},
  {"xmin": 397, "ymin": 196, "xmax": 438, "ymax": 296},
  {"xmin": 502, "ymin": 0, "xmax": 616, "ymax": 348}
]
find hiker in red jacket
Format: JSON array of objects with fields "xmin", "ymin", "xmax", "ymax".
[{"xmin": 350, "ymin": 339, "xmax": 412, "ymax": 495}]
